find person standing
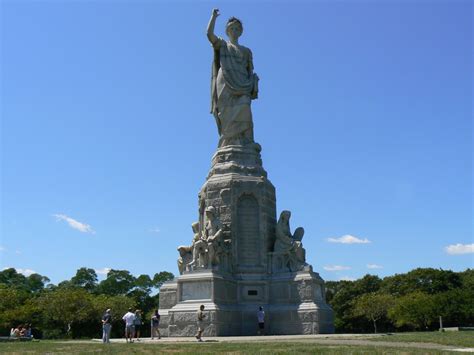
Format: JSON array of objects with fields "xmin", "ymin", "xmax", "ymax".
[
  {"xmin": 134, "ymin": 310, "xmax": 142, "ymax": 341},
  {"xmin": 151, "ymin": 309, "xmax": 161, "ymax": 340},
  {"xmin": 195, "ymin": 304, "xmax": 206, "ymax": 342},
  {"xmin": 122, "ymin": 308, "xmax": 135, "ymax": 343},
  {"xmin": 101, "ymin": 309, "xmax": 112, "ymax": 343},
  {"xmin": 257, "ymin": 306, "xmax": 265, "ymax": 335}
]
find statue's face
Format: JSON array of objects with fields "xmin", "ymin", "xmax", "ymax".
[{"xmin": 226, "ymin": 22, "xmax": 242, "ymax": 40}]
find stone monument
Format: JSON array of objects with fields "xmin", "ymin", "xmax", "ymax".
[{"xmin": 158, "ymin": 9, "xmax": 334, "ymax": 336}]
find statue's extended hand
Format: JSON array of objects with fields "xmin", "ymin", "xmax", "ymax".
[{"xmin": 212, "ymin": 8, "xmax": 220, "ymax": 18}]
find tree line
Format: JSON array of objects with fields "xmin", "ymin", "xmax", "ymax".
[
  {"xmin": 1, "ymin": 267, "xmax": 472, "ymax": 338},
  {"xmin": 0, "ymin": 267, "xmax": 173, "ymax": 339},
  {"xmin": 326, "ymin": 268, "xmax": 474, "ymax": 333}
]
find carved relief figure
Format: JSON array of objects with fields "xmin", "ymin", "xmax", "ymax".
[
  {"xmin": 188, "ymin": 222, "xmax": 208, "ymax": 269},
  {"xmin": 203, "ymin": 206, "xmax": 224, "ymax": 267},
  {"xmin": 274, "ymin": 210, "xmax": 307, "ymax": 271},
  {"xmin": 207, "ymin": 9, "xmax": 259, "ymax": 147}
]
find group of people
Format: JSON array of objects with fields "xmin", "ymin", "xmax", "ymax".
[
  {"xmin": 101, "ymin": 308, "xmax": 161, "ymax": 343},
  {"xmin": 9, "ymin": 324, "xmax": 32, "ymax": 338},
  {"xmin": 101, "ymin": 305, "xmax": 265, "ymax": 343}
]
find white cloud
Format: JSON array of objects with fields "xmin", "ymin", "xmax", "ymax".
[
  {"xmin": 327, "ymin": 234, "xmax": 371, "ymax": 244},
  {"xmin": 339, "ymin": 276, "xmax": 356, "ymax": 281},
  {"xmin": 445, "ymin": 243, "xmax": 474, "ymax": 255},
  {"xmin": 149, "ymin": 227, "xmax": 161, "ymax": 233},
  {"xmin": 15, "ymin": 250, "xmax": 22, "ymax": 255},
  {"xmin": 95, "ymin": 267, "xmax": 111, "ymax": 276},
  {"xmin": 53, "ymin": 214, "xmax": 95, "ymax": 234},
  {"xmin": 324, "ymin": 265, "xmax": 351, "ymax": 271},
  {"xmin": 367, "ymin": 264, "xmax": 383, "ymax": 269},
  {"xmin": 3, "ymin": 267, "xmax": 36, "ymax": 276},
  {"xmin": 0, "ymin": 246, "xmax": 5, "ymax": 252}
]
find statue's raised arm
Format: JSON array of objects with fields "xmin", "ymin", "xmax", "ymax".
[
  {"xmin": 208, "ymin": 10, "xmax": 259, "ymax": 148},
  {"xmin": 207, "ymin": 8, "xmax": 219, "ymax": 45}
]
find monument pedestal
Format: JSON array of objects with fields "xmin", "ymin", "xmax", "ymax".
[{"xmin": 159, "ymin": 144, "xmax": 334, "ymax": 335}]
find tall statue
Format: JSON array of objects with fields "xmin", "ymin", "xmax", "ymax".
[{"xmin": 207, "ymin": 9, "xmax": 259, "ymax": 147}]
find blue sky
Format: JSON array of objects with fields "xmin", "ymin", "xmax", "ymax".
[{"xmin": 1, "ymin": 0, "xmax": 472, "ymax": 284}]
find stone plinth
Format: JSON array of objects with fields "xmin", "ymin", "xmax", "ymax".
[{"xmin": 159, "ymin": 143, "xmax": 334, "ymax": 335}]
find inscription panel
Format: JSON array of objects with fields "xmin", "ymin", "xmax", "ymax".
[
  {"xmin": 181, "ymin": 281, "xmax": 211, "ymax": 301},
  {"xmin": 237, "ymin": 196, "xmax": 260, "ymax": 267}
]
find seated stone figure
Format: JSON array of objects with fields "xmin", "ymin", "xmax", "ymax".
[
  {"xmin": 177, "ymin": 222, "xmax": 200, "ymax": 274},
  {"xmin": 188, "ymin": 221, "xmax": 209, "ymax": 270},
  {"xmin": 274, "ymin": 210, "xmax": 307, "ymax": 272},
  {"xmin": 202, "ymin": 206, "xmax": 224, "ymax": 268}
]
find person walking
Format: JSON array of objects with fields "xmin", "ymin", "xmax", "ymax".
[
  {"xmin": 122, "ymin": 308, "xmax": 136, "ymax": 343},
  {"xmin": 195, "ymin": 304, "xmax": 206, "ymax": 342},
  {"xmin": 151, "ymin": 309, "xmax": 161, "ymax": 340},
  {"xmin": 134, "ymin": 310, "xmax": 142, "ymax": 341},
  {"xmin": 257, "ymin": 306, "xmax": 265, "ymax": 335},
  {"xmin": 101, "ymin": 309, "xmax": 112, "ymax": 343}
]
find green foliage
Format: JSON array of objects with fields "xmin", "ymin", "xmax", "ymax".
[
  {"xmin": 97, "ymin": 269, "xmax": 135, "ymax": 296},
  {"xmin": 326, "ymin": 275, "xmax": 382, "ymax": 333},
  {"xmin": 70, "ymin": 267, "xmax": 98, "ymax": 291},
  {"xmin": 153, "ymin": 271, "xmax": 174, "ymax": 288},
  {"xmin": 327, "ymin": 268, "xmax": 473, "ymax": 333},
  {"xmin": 388, "ymin": 291, "xmax": 437, "ymax": 330},
  {"xmin": 0, "ymin": 268, "xmax": 50, "ymax": 293},
  {"xmin": 352, "ymin": 293, "xmax": 394, "ymax": 333},
  {"xmin": 381, "ymin": 268, "xmax": 461, "ymax": 296}
]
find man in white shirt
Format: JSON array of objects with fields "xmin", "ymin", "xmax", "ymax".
[{"xmin": 122, "ymin": 308, "xmax": 136, "ymax": 343}]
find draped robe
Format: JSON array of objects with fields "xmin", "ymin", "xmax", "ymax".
[{"xmin": 210, "ymin": 37, "xmax": 258, "ymax": 147}]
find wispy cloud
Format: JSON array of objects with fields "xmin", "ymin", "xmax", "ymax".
[
  {"xmin": 324, "ymin": 265, "xmax": 351, "ymax": 271},
  {"xmin": 327, "ymin": 234, "xmax": 371, "ymax": 244},
  {"xmin": 15, "ymin": 250, "xmax": 22, "ymax": 255},
  {"xmin": 367, "ymin": 264, "xmax": 383, "ymax": 269},
  {"xmin": 339, "ymin": 276, "xmax": 356, "ymax": 281},
  {"xmin": 0, "ymin": 246, "xmax": 5, "ymax": 252},
  {"xmin": 53, "ymin": 214, "xmax": 95, "ymax": 234},
  {"xmin": 445, "ymin": 243, "xmax": 474, "ymax": 255},
  {"xmin": 149, "ymin": 227, "xmax": 161, "ymax": 233},
  {"xmin": 3, "ymin": 267, "xmax": 36, "ymax": 276},
  {"xmin": 95, "ymin": 267, "xmax": 111, "ymax": 276}
]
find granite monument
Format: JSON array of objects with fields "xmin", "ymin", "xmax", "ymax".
[{"xmin": 159, "ymin": 9, "xmax": 334, "ymax": 336}]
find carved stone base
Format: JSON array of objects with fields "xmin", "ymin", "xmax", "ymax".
[
  {"xmin": 160, "ymin": 143, "xmax": 334, "ymax": 335},
  {"xmin": 159, "ymin": 270, "xmax": 334, "ymax": 336}
]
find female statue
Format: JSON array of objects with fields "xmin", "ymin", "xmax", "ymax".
[{"xmin": 207, "ymin": 9, "xmax": 259, "ymax": 147}]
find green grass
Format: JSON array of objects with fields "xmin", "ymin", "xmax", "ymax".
[
  {"xmin": 0, "ymin": 340, "xmax": 456, "ymax": 354},
  {"xmin": 370, "ymin": 331, "xmax": 474, "ymax": 348}
]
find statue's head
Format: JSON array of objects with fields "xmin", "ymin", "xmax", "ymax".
[
  {"xmin": 205, "ymin": 206, "xmax": 216, "ymax": 218},
  {"xmin": 226, "ymin": 17, "xmax": 243, "ymax": 39},
  {"xmin": 279, "ymin": 210, "xmax": 291, "ymax": 223}
]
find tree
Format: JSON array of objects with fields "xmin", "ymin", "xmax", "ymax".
[
  {"xmin": 70, "ymin": 268, "xmax": 98, "ymax": 291},
  {"xmin": 26, "ymin": 273, "xmax": 50, "ymax": 293},
  {"xmin": 389, "ymin": 292, "xmax": 437, "ymax": 330},
  {"xmin": 153, "ymin": 271, "xmax": 174, "ymax": 289},
  {"xmin": 381, "ymin": 268, "xmax": 461, "ymax": 296},
  {"xmin": 326, "ymin": 275, "xmax": 382, "ymax": 333},
  {"xmin": 35, "ymin": 288, "xmax": 96, "ymax": 336},
  {"xmin": 97, "ymin": 270, "xmax": 135, "ymax": 296},
  {"xmin": 353, "ymin": 293, "xmax": 394, "ymax": 333}
]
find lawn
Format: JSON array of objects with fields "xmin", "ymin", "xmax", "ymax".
[
  {"xmin": 0, "ymin": 340, "xmax": 457, "ymax": 354},
  {"xmin": 370, "ymin": 331, "xmax": 474, "ymax": 348}
]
